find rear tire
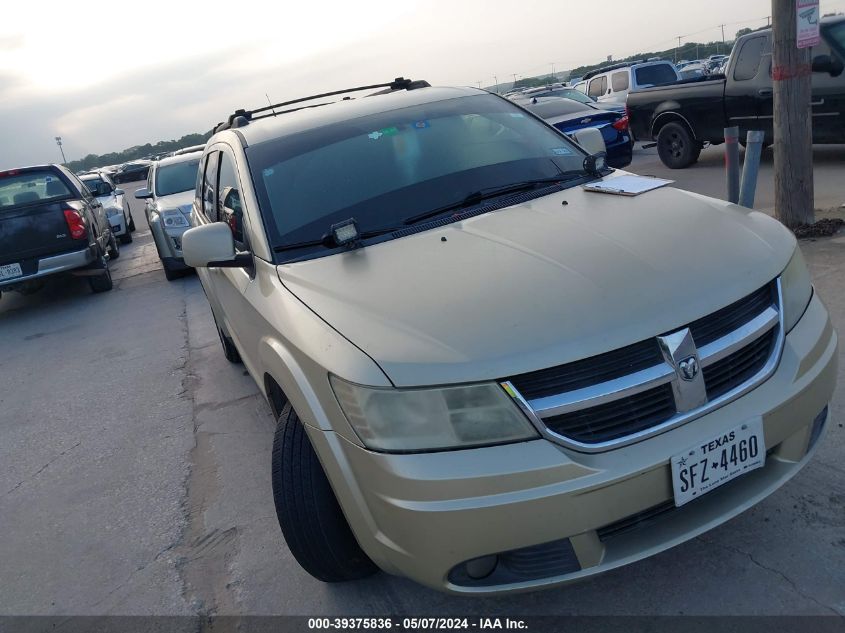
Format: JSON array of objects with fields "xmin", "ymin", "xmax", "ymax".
[
  {"xmin": 271, "ymin": 404, "xmax": 378, "ymax": 582},
  {"xmin": 657, "ymin": 122, "xmax": 701, "ymax": 169},
  {"xmin": 89, "ymin": 259, "xmax": 113, "ymax": 293}
]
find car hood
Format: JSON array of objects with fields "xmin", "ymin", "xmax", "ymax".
[
  {"xmin": 278, "ymin": 183, "xmax": 794, "ymax": 387},
  {"xmin": 154, "ymin": 190, "xmax": 193, "ymax": 214}
]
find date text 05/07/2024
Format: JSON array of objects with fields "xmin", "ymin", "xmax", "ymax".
[{"xmin": 307, "ymin": 617, "xmax": 529, "ymax": 630}]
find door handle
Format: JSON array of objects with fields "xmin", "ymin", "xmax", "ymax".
[
  {"xmin": 811, "ymin": 98, "xmax": 825, "ymax": 106},
  {"xmin": 758, "ymin": 88, "xmax": 773, "ymax": 96}
]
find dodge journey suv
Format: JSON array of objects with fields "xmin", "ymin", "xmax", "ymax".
[{"xmin": 182, "ymin": 78, "xmax": 837, "ymax": 594}]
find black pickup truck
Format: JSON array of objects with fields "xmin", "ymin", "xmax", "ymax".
[
  {"xmin": 628, "ymin": 15, "xmax": 845, "ymax": 168},
  {"xmin": 0, "ymin": 164, "xmax": 120, "ymax": 299}
]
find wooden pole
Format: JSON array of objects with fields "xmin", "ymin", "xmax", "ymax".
[{"xmin": 772, "ymin": 0, "xmax": 815, "ymax": 228}]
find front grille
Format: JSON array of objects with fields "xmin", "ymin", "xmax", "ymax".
[
  {"xmin": 703, "ymin": 329, "xmax": 776, "ymax": 400},
  {"xmin": 510, "ymin": 338, "xmax": 662, "ymax": 400},
  {"xmin": 545, "ymin": 383, "xmax": 675, "ymax": 443},
  {"xmin": 688, "ymin": 283, "xmax": 775, "ymax": 346},
  {"xmin": 507, "ymin": 280, "xmax": 780, "ymax": 448}
]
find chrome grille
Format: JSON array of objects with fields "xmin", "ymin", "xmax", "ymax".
[
  {"xmin": 504, "ymin": 280, "xmax": 782, "ymax": 451},
  {"xmin": 544, "ymin": 383, "xmax": 675, "ymax": 444}
]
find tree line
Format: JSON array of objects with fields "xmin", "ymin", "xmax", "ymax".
[{"xmin": 66, "ymin": 131, "xmax": 213, "ymax": 173}]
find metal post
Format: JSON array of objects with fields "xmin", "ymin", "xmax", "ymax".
[
  {"xmin": 739, "ymin": 130, "xmax": 766, "ymax": 208},
  {"xmin": 724, "ymin": 126, "xmax": 740, "ymax": 203}
]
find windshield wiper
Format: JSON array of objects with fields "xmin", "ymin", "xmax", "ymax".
[
  {"xmin": 402, "ymin": 174, "xmax": 585, "ymax": 226},
  {"xmin": 272, "ymin": 226, "xmax": 399, "ymax": 253}
]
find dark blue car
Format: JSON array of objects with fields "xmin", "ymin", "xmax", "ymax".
[{"xmin": 519, "ymin": 97, "xmax": 632, "ymax": 168}]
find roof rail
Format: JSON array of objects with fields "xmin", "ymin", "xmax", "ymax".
[
  {"xmin": 582, "ymin": 60, "xmax": 651, "ymax": 80},
  {"xmin": 214, "ymin": 77, "xmax": 430, "ymax": 133}
]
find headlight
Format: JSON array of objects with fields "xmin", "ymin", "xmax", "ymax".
[
  {"xmin": 781, "ymin": 247, "xmax": 813, "ymax": 333},
  {"xmin": 330, "ymin": 376, "xmax": 539, "ymax": 452},
  {"xmin": 161, "ymin": 209, "xmax": 189, "ymax": 228}
]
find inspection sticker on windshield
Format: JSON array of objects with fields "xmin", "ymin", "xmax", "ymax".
[
  {"xmin": 508, "ymin": 113, "xmax": 524, "ymax": 118},
  {"xmin": 670, "ymin": 418, "xmax": 765, "ymax": 507},
  {"xmin": 551, "ymin": 147, "xmax": 574, "ymax": 156}
]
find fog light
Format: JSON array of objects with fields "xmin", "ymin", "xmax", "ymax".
[{"xmin": 465, "ymin": 555, "xmax": 498, "ymax": 580}]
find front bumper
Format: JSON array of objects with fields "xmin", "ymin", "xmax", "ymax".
[
  {"xmin": 309, "ymin": 292, "xmax": 837, "ymax": 594},
  {"xmin": 149, "ymin": 214, "xmax": 188, "ymax": 262},
  {"xmin": 108, "ymin": 214, "xmax": 128, "ymax": 237}
]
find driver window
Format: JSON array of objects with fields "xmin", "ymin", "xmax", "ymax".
[{"xmin": 217, "ymin": 153, "xmax": 246, "ymax": 250}]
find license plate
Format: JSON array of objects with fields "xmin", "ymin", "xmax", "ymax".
[
  {"xmin": 671, "ymin": 419, "xmax": 765, "ymax": 507},
  {"xmin": 0, "ymin": 262, "xmax": 23, "ymax": 281}
]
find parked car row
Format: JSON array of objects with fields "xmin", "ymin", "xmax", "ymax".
[{"xmin": 629, "ymin": 16, "xmax": 845, "ymax": 168}]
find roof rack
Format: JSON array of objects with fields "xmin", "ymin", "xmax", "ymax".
[{"xmin": 214, "ymin": 77, "xmax": 430, "ymax": 133}]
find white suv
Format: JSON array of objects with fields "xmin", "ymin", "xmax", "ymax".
[{"xmin": 583, "ymin": 60, "xmax": 681, "ymax": 103}]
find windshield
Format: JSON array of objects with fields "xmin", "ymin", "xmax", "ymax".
[
  {"xmin": 826, "ymin": 20, "xmax": 845, "ymax": 57},
  {"xmin": 155, "ymin": 160, "xmax": 201, "ymax": 197},
  {"xmin": 81, "ymin": 176, "xmax": 109, "ymax": 196},
  {"xmin": 248, "ymin": 93, "xmax": 586, "ymax": 253},
  {"xmin": 0, "ymin": 170, "xmax": 71, "ymax": 209}
]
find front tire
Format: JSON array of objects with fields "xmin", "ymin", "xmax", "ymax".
[
  {"xmin": 162, "ymin": 259, "xmax": 187, "ymax": 281},
  {"xmin": 129, "ymin": 214, "xmax": 136, "ymax": 232},
  {"xmin": 108, "ymin": 232, "xmax": 120, "ymax": 260},
  {"xmin": 657, "ymin": 122, "xmax": 701, "ymax": 169},
  {"xmin": 271, "ymin": 405, "xmax": 378, "ymax": 582},
  {"xmin": 218, "ymin": 327, "xmax": 241, "ymax": 363}
]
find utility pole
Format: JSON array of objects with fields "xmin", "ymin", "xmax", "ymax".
[
  {"xmin": 54, "ymin": 137, "xmax": 66, "ymax": 164},
  {"xmin": 676, "ymin": 36, "xmax": 682, "ymax": 62},
  {"xmin": 477, "ymin": 80, "xmax": 482, "ymax": 89},
  {"xmin": 550, "ymin": 62, "xmax": 556, "ymax": 81},
  {"xmin": 772, "ymin": 0, "xmax": 814, "ymax": 227},
  {"xmin": 493, "ymin": 75, "xmax": 499, "ymax": 93},
  {"xmin": 512, "ymin": 73, "xmax": 518, "ymax": 87}
]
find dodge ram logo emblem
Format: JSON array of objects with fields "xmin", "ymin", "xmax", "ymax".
[{"xmin": 678, "ymin": 356, "xmax": 700, "ymax": 381}]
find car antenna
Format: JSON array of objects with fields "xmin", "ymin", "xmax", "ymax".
[{"xmin": 266, "ymin": 94, "xmax": 277, "ymax": 116}]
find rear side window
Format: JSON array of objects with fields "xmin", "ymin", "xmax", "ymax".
[
  {"xmin": 611, "ymin": 71, "xmax": 629, "ymax": 92},
  {"xmin": 733, "ymin": 36, "xmax": 767, "ymax": 81},
  {"xmin": 588, "ymin": 76, "xmax": 607, "ymax": 97},
  {"xmin": 634, "ymin": 64, "xmax": 679, "ymax": 87},
  {"xmin": 0, "ymin": 170, "xmax": 72, "ymax": 209}
]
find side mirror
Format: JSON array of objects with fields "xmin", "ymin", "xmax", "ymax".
[
  {"xmin": 571, "ymin": 127, "xmax": 607, "ymax": 156},
  {"xmin": 114, "ymin": 188, "xmax": 125, "ymax": 196},
  {"xmin": 811, "ymin": 54, "xmax": 844, "ymax": 77},
  {"xmin": 182, "ymin": 222, "xmax": 250, "ymax": 268},
  {"xmin": 134, "ymin": 188, "xmax": 152, "ymax": 199}
]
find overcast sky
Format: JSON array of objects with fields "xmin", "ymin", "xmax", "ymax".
[{"xmin": 2, "ymin": 0, "xmax": 844, "ymax": 168}]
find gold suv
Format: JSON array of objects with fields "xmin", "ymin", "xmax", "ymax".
[{"xmin": 181, "ymin": 79, "xmax": 837, "ymax": 594}]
